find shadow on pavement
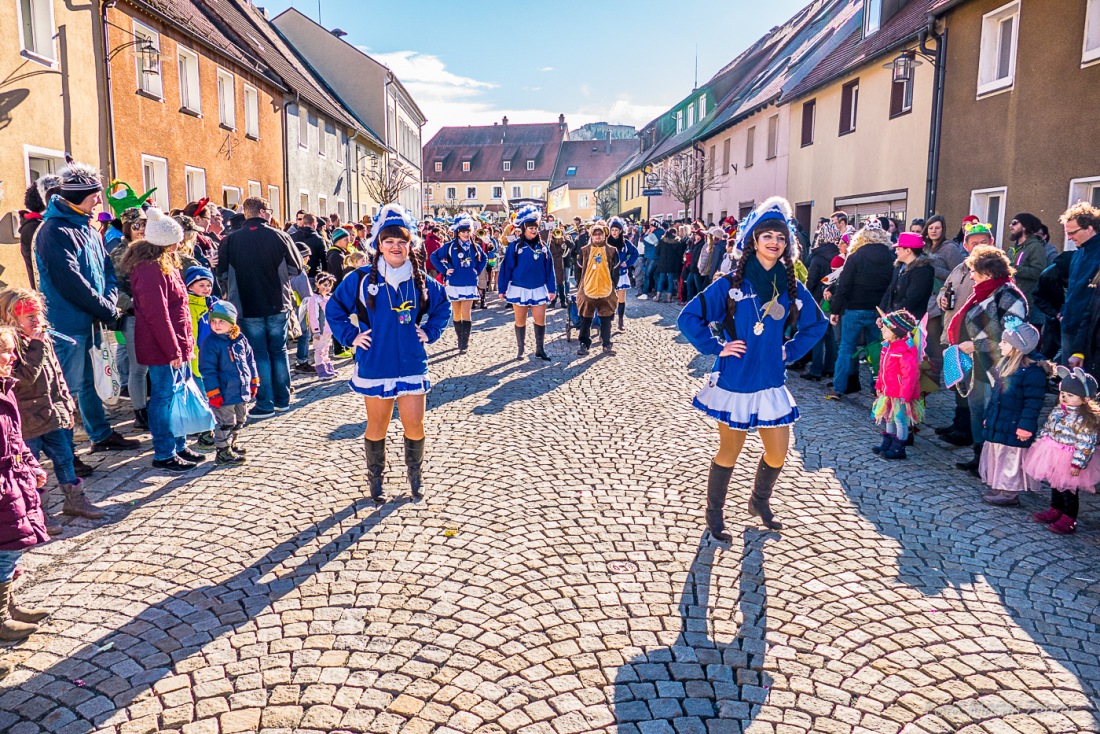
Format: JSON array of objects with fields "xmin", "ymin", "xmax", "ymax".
[
  {"xmin": 0, "ymin": 497, "xmax": 408, "ymax": 732},
  {"xmin": 613, "ymin": 529, "xmax": 774, "ymax": 730}
]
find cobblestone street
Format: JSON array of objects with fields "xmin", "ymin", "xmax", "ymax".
[{"xmin": 1, "ymin": 299, "xmax": 1099, "ymax": 734}]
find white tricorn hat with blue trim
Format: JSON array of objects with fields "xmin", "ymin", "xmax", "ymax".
[
  {"xmin": 735, "ymin": 196, "xmax": 800, "ymax": 261},
  {"xmin": 451, "ymin": 213, "xmax": 476, "ymax": 232},
  {"xmin": 512, "ymin": 204, "xmax": 541, "ymax": 228},
  {"xmin": 368, "ymin": 203, "xmax": 420, "ymax": 250}
]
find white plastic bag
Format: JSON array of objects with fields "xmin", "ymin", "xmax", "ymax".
[{"xmin": 90, "ymin": 328, "xmax": 121, "ymax": 406}]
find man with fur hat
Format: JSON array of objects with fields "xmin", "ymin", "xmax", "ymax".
[
  {"xmin": 574, "ymin": 221, "xmax": 620, "ymax": 356},
  {"xmin": 825, "ymin": 220, "xmax": 896, "ymax": 400},
  {"xmin": 35, "ymin": 160, "xmax": 140, "ymax": 453}
]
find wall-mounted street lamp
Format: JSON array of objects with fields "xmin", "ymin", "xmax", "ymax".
[{"xmin": 108, "ymin": 37, "xmax": 160, "ymax": 73}]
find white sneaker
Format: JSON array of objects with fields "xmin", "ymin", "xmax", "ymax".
[{"xmin": 637, "ymin": 294, "xmax": 648, "ymax": 300}]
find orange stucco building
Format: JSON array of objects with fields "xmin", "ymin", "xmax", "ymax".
[{"xmin": 105, "ymin": 0, "xmax": 285, "ymax": 218}]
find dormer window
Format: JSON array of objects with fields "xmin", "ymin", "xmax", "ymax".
[
  {"xmin": 526, "ymin": 160, "xmax": 535, "ymax": 171},
  {"xmin": 462, "ymin": 161, "xmax": 470, "ymax": 172},
  {"xmin": 434, "ymin": 161, "xmax": 442, "ymax": 172},
  {"xmin": 503, "ymin": 160, "xmax": 511, "ymax": 171},
  {"xmin": 863, "ymin": 0, "xmax": 882, "ymax": 37},
  {"xmin": 566, "ymin": 167, "xmax": 577, "ymax": 176}
]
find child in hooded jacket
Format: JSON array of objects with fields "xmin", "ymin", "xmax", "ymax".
[
  {"xmin": 198, "ymin": 301, "xmax": 258, "ymax": 466},
  {"xmin": 872, "ymin": 309, "xmax": 923, "ymax": 460},
  {"xmin": 307, "ymin": 273, "xmax": 337, "ymax": 379}
]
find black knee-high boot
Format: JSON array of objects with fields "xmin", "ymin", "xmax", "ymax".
[
  {"xmin": 617, "ymin": 301, "xmax": 626, "ymax": 330},
  {"xmin": 534, "ymin": 324, "xmax": 550, "ymax": 360},
  {"xmin": 515, "ymin": 325, "xmax": 526, "ymax": 360},
  {"xmin": 364, "ymin": 437, "xmax": 386, "ymax": 503},
  {"xmin": 404, "ymin": 436, "xmax": 424, "ymax": 498},
  {"xmin": 748, "ymin": 457, "xmax": 783, "ymax": 530},
  {"xmin": 456, "ymin": 321, "xmax": 470, "ymax": 353},
  {"xmin": 599, "ymin": 318, "xmax": 614, "ymax": 352},
  {"xmin": 556, "ymin": 283, "xmax": 566, "ymax": 308},
  {"xmin": 578, "ymin": 317, "xmax": 593, "ymax": 355},
  {"xmin": 706, "ymin": 462, "xmax": 734, "ymax": 542}
]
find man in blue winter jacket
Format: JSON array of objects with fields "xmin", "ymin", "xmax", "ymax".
[{"xmin": 35, "ymin": 160, "xmax": 141, "ymax": 454}]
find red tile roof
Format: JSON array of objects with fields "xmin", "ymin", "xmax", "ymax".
[
  {"xmin": 423, "ymin": 122, "xmax": 567, "ymax": 182},
  {"xmin": 786, "ymin": 0, "xmax": 938, "ymax": 100},
  {"xmin": 549, "ymin": 140, "xmax": 638, "ymax": 190}
]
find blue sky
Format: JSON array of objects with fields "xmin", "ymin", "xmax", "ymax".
[{"xmin": 263, "ymin": 0, "xmax": 811, "ymax": 139}]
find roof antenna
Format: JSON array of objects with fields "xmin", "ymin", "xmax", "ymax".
[
  {"xmin": 694, "ymin": 44, "xmax": 698, "ymax": 90},
  {"xmin": 317, "ymin": 0, "xmax": 322, "ymax": 24}
]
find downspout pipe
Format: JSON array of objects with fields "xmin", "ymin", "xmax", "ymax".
[
  {"xmin": 282, "ymin": 92, "xmax": 297, "ymax": 225},
  {"xmin": 922, "ymin": 21, "xmax": 948, "ymax": 217},
  {"xmin": 101, "ymin": 1, "xmax": 118, "ymax": 180},
  {"xmin": 693, "ymin": 142, "xmax": 706, "ymax": 220}
]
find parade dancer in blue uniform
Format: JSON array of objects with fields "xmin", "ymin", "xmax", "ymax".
[
  {"xmin": 498, "ymin": 204, "xmax": 556, "ymax": 361},
  {"xmin": 609, "ymin": 216, "xmax": 639, "ymax": 331},
  {"xmin": 327, "ymin": 204, "xmax": 451, "ymax": 502},
  {"xmin": 678, "ymin": 197, "xmax": 827, "ymax": 536},
  {"xmin": 429, "ymin": 214, "xmax": 486, "ymax": 354}
]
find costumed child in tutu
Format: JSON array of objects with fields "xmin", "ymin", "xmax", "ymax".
[
  {"xmin": 871, "ymin": 309, "xmax": 923, "ymax": 460},
  {"xmin": 1024, "ymin": 366, "xmax": 1100, "ymax": 535},
  {"xmin": 977, "ymin": 318, "xmax": 1046, "ymax": 506},
  {"xmin": 307, "ymin": 273, "xmax": 337, "ymax": 379}
]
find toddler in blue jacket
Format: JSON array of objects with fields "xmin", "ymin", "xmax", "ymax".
[{"xmin": 198, "ymin": 301, "xmax": 258, "ymax": 466}]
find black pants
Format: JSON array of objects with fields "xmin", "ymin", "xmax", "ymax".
[
  {"xmin": 1052, "ymin": 488, "xmax": 1080, "ymax": 519},
  {"xmin": 579, "ymin": 316, "xmax": 612, "ymax": 348}
]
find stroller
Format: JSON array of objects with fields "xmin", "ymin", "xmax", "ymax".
[{"xmin": 565, "ymin": 294, "xmax": 601, "ymax": 342}]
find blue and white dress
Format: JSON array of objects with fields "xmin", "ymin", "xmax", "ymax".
[
  {"xmin": 497, "ymin": 238, "xmax": 556, "ymax": 306},
  {"xmin": 677, "ymin": 271, "xmax": 827, "ymax": 430},
  {"xmin": 326, "ymin": 260, "xmax": 452, "ymax": 398},
  {"xmin": 429, "ymin": 237, "xmax": 487, "ymax": 302},
  {"xmin": 612, "ymin": 237, "xmax": 639, "ymax": 290}
]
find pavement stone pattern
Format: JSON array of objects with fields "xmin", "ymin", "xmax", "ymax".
[{"xmin": 1, "ymin": 296, "xmax": 1099, "ymax": 734}]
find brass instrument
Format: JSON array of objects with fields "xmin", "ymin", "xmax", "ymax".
[{"xmin": 551, "ymin": 226, "xmax": 564, "ymax": 239}]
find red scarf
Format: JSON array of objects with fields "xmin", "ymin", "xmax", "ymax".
[{"xmin": 947, "ymin": 276, "xmax": 1010, "ymax": 344}]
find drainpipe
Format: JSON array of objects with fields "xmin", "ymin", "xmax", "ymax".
[
  {"xmin": 922, "ymin": 21, "xmax": 948, "ymax": 217},
  {"xmin": 693, "ymin": 142, "xmax": 706, "ymax": 220},
  {"xmin": 101, "ymin": 1, "xmax": 118, "ymax": 179},
  {"xmin": 282, "ymin": 93, "xmax": 296, "ymax": 225}
]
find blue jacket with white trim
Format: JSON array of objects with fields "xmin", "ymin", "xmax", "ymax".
[
  {"xmin": 678, "ymin": 275, "xmax": 827, "ymax": 394},
  {"xmin": 497, "ymin": 239, "xmax": 556, "ymax": 295},
  {"xmin": 429, "ymin": 238, "xmax": 487, "ymax": 288},
  {"xmin": 326, "ymin": 266, "xmax": 451, "ymax": 381}
]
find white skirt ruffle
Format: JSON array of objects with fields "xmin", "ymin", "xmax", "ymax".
[
  {"xmin": 505, "ymin": 284, "xmax": 551, "ymax": 306},
  {"xmin": 445, "ymin": 284, "xmax": 480, "ymax": 301},
  {"xmin": 617, "ymin": 271, "xmax": 631, "ymax": 289},
  {"xmin": 692, "ymin": 375, "xmax": 798, "ymax": 430},
  {"xmin": 350, "ymin": 373, "xmax": 430, "ymax": 398}
]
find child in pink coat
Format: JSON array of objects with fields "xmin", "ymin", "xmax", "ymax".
[{"xmin": 872, "ymin": 309, "xmax": 923, "ymax": 460}]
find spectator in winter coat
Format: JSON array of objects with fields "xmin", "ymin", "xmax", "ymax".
[
  {"xmin": 879, "ymin": 233, "xmax": 935, "ymax": 319},
  {"xmin": 18, "ymin": 185, "xmax": 46, "ymax": 289},
  {"xmin": 1062, "ymin": 202, "xmax": 1100, "ymax": 369},
  {"xmin": 1006, "ymin": 213, "xmax": 1049, "ymax": 325},
  {"xmin": 1033, "ymin": 250, "xmax": 1073, "ymax": 359},
  {"xmin": 826, "ymin": 222, "xmax": 895, "ymax": 399},
  {"xmin": 655, "ymin": 230, "xmax": 685, "ymax": 302},
  {"xmin": 922, "ymin": 214, "xmax": 967, "ymax": 384},
  {"xmin": 803, "ymin": 223, "xmax": 841, "ymax": 381},
  {"xmin": 291, "ymin": 214, "xmax": 327, "ymax": 278},
  {"xmin": 35, "ymin": 161, "xmax": 139, "ymax": 454},
  {"xmin": 122, "ymin": 209, "xmax": 202, "ymax": 473},
  {"xmin": 216, "ymin": 197, "xmax": 303, "ymax": 415}
]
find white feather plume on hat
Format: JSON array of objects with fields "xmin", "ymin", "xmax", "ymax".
[
  {"xmin": 735, "ymin": 196, "xmax": 799, "ymax": 260},
  {"xmin": 367, "ymin": 203, "xmax": 421, "ymax": 250}
]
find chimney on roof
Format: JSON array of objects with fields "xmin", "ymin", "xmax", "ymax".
[
  {"xmin": 330, "ymin": 28, "xmax": 348, "ymax": 38},
  {"xmin": 502, "ymin": 116, "xmax": 509, "ymax": 126},
  {"xmin": 559, "ymin": 113, "xmax": 566, "ymax": 130}
]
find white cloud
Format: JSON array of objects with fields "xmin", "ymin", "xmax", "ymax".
[
  {"xmin": 537, "ymin": 66, "xmax": 555, "ymax": 72},
  {"xmin": 366, "ymin": 49, "xmax": 670, "ymax": 138}
]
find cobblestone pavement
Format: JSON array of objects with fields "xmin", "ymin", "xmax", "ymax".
[{"xmin": 1, "ymin": 298, "xmax": 1099, "ymax": 734}]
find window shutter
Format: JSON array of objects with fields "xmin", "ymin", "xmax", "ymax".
[{"xmin": 801, "ymin": 100, "xmax": 815, "ymax": 146}]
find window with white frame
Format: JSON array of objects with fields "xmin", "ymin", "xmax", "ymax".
[
  {"xmin": 243, "ymin": 85, "xmax": 259, "ymax": 138},
  {"xmin": 248, "ymin": 181, "xmax": 261, "ymax": 199},
  {"xmin": 337, "ymin": 200, "xmax": 345, "ymax": 221},
  {"xmin": 434, "ymin": 161, "xmax": 442, "ymax": 172},
  {"xmin": 177, "ymin": 47, "xmax": 200, "ymax": 113},
  {"xmin": 319, "ymin": 196, "xmax": 327, "ymax": 215},
  {"xmin": 1070, "ymin": 177, "xmax": 1100, "ymax": 208},
  {"xmin": 18, "ymin": 0, "xmax": 56, "ymax": 62},
  {"xmin": 445, "ymin": 187, "xmax": 456, "ymax": 200},
  {"xmin": 184, "ymin": 166, "xmax": 206, "ymax": 202},
  {"xmin": 268, "ymin": 186, "xmax": 280, "ymax": 220},
  {"xmin": 530, "ymin": 184, "xmax": 543, "ymax": 198},
  {"xmin": 687, "ymin": 103, "xmax": 695, "ymax": 128},
  {"xmin": 299, "ymin": 192, "xmax": 309, "ymax": 212},
  {"xmin": 1084, "ymin": 0, "xmax": 1100, "ymax": 64},
  {"xmin": 336, "ymin": 131, "xmax": 345, "ymax": 164},
  {"xmin": 223, "ymin": 186, "xmax": 241, "ymax": 210},
  {"xmin": 970, "ymin": 187, "xmax": 1008, "ymax": 242},
  {"xmin": 217, "ymin": 69, "xmax": 235, "ymax": 127},
  {"xmin": 526, "ymin": 160, "xmax": 535, "ymax": 171},
  {"xmin": 133, "ymin": 21, "xmax": 162, "ymax": 98},
  {"xmin": 503, "ymin": 160, "xmax": 511, "ymax": 172},
  {"xmin": 25, "ymin": 148, "xmax": 63, "ymax": 186},
  {"xmin": 511, "ymin": 185, "xmax": 521, "ymax": 199},
  {"xmin": 766, "ymin": 114, "xmax": 779, "ymax": 160},
  {"xmin": 699, "ymin": 95, "xmax": 707, "ymax": 119},
  {"xmin": 297, "ymin": 104, "xmax": 308, "ymax": 149},
  {"xmin": 579, "ymin": 193, "xmax": 590, "ymax": 208},
  {"xmin": 462, "ymin": 162, "xmax": 470, "ymax": 172},
  {"xmin": 863, "ymin": 0, "xmax": 882, "ymax": 37},
  {"xmin": 141, "ymin": 155, "xmax": 168, "ymax": 209},
  {"xmin": 318, "ymin": 118, "xmax": 328, "ymax": 158},
  {"xmin": 977, "ymin": 1, "xmax": 1019, "ymax": 95},
  {"xmin": 492, "ymin": 186, "xmax": 503, "ymax": 199},
  {"xmin": 466, "ymin": 186, "xmax": 477, "ymax": 200}
]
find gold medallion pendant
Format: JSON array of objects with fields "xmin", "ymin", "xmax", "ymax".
[{"xmin": 753, "ymin": 322, "xmax": 765, "ymax": 336}]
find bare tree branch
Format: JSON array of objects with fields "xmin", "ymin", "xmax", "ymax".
[
  {"xmin": 361, "ymin": 158, "xmax": 419, "ymax": 207},
  {"xmin": 594, "ymin": 188, "xmax": 618, "ymax": 220},
  {"xmin": 658, "ymin": 152, "xmax": 724, "ymax": 218}
]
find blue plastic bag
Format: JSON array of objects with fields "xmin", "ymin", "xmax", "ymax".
[{"xmin": 169, "ymin": 368, "xmax": 215, "ymax": 436}]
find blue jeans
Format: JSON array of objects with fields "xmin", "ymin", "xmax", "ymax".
[
  {"xmin": 686, "ymin": 272, "xmax": 705, "ymax": 303},
  {"xmin": 240, "ymin": 312, "xmax": 290, "ymax": 412},
  {"xmin": 645, "ymin": 259, "xmax": 659, "ymax": 293},
  {"xmin": 0, "ymin": 550, "xmax": 21, "ymax": 582},
  {"xmin": 969, "ymin": 356, "xmax": 993, "ymax": 445},
  {"xmin": 295, "ymin": 332, "xmax": 310, "ymax": 363},
  {"xmin": 147, "ymin": 364, "xmax": 188, "ymax": 461},
  {"xmin": 53, "ymin": 330, "xmax": 112, "ymax": 443},
  {"xmin": 832, "ymin": 310, "xmax": 880, "ymax": 394},
  {"xmin": 809, "ymin": 321, "xmax": 837, "ymax": 378},
  {"xmin": 25, "ymin": 429, "xmax": 77, "ymax": 485},
  {"xmin": 123, "ymin": 315, "xmax": 149, "ymax": 409},
  {"xmin": 657, "ymin": 272, "xmax": 676, "ymax": 294}
]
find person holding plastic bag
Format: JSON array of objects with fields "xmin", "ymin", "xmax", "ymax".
[{"xmin": 121, "ymin": 208, "xmax": 208, "ymax": 472}]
